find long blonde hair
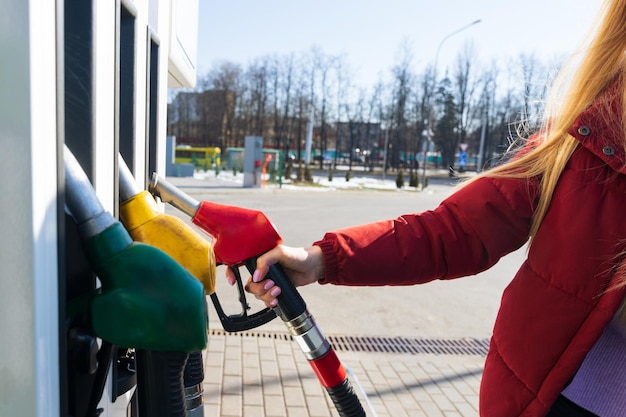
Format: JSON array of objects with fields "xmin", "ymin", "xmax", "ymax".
[{"xmin": 473, "ymin": 0, "xmax": 626, "ymax": 240}]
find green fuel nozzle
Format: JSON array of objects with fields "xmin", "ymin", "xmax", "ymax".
[{"xmin": 64, "ymin": 145, "xmax": 207, "ymax": 352}]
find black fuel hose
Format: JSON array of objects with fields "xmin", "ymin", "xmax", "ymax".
[{"xmin": 135, "ymin": 350, "xmax": 188, "ymax": 417}]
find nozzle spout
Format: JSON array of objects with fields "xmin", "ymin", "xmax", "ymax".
[
  {"xmin": 64, "ymin": 145, "xmax": 116, "ymax": 239},
  {"xmin": 118, "ymin": 153, "xmax": 143, "ymax": 202},
  {"xmin": 148, "ymin": 173, "xmax": 200, "ymax": 218}
]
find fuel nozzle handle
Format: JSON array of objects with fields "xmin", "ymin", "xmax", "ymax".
[{"xmin": 242, "ymin": 259, "xmax": 307, "ymax": 322}]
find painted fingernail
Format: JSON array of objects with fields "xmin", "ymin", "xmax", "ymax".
[
  {"xmin": 252, "ymin": 270, "xmax": 261, "ymax": 282},
  {"xmin": 269, "ymin": 299, "xmax": 278, "ymax": 307},
  {"xmin": 270, "ymin": 287, "xmax": 281, "ymax": 297},
  {"xmin": 227, "ymin": 276, "xmax": 236, "ymax": 286},
  {"xmin": 263, "ymin": 280, "xmax": 275, "ymax": 290}
]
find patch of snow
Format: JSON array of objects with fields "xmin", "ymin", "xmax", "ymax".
[{"xmin": 193, "ymin": 169, "xmax": 420, "ymax": 191}]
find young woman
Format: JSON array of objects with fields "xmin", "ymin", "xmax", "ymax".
[{"xmin": 243, "ymin": 1, "xmax": 626, "ymax": 415}]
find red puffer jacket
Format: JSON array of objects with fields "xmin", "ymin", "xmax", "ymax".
[{"xmin": 314, "ymin": 81, "xmax": 626, "ymax": 416}]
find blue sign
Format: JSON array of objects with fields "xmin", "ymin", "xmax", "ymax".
[{"xmin": 458, "ymin": 151, "xmax": 467, "ymax": 168}]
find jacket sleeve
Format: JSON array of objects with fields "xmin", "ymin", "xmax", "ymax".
[{"xmin": 314, "ymin": 176, "xmax": 538, "ymax": 286}]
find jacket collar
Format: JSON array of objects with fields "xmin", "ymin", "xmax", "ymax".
[{"xmin": 568, "ymin": 75, "xmax": 626, "ymax": 174}]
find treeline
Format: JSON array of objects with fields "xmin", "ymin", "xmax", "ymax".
[{"xmin": 168, "ymin": 43, "xmax": 561, "ymax": 171}]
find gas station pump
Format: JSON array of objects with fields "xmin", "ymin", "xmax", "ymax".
[
  {"xmin": 2, "ymin": 0, "xmax": 204, "ymax": 416},
  {"xmin": 1, "ymin": 1, "xmax": 365, "ymax": 416}
]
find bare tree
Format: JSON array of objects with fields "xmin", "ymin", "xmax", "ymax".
[
  {"xmin": 341, "ymin": 89, "xmax": 365, "ymax": 170},
  {"xmin": 204, "ymin": 61, "xmax": 242, "ymax": 149},
  {"xmin": 434, "ymin": 76, "xmax": 458, "ymax": 168},
  {"xmin": 411, "ymin": 69, "xmax": 432, "ymax": 171},
  {"xmin": 244, "ymin": 57, "xmax": 271, "ymax": 138},
  {"xmin": 388, "ymin": 39, "xmax": 414, "ymax": 169},
  {"xmin": 511, "ymin": 52, "xmax": 548, "ymax": 136},
  {"xmin": 333, "ymin": 53, "xmax": 352, "ymax": 167},
  {"xmin": 311, "ymin": 48, "xmax": 333, "ymax": 169},
  {"xmin": 364, "ymin": 81, "xmax": 385, "ymax": 170},
  {"xmin": 452, "ymin": 42, "xmax": 480, "ymax": 152},
  {"xmin": 279, "ymin": 54, "xmax": 295, "ymax": 154},
  {"xmin": 292, "ymin": 52, "xmax": 312, "ymax": 164},
  {"xmin": 269, "ymin": 56, "xmax": 281, "ymax": 150},
  {"xmin": 472, "ymin": 66, "xmax": 498, "ymax": 170}
]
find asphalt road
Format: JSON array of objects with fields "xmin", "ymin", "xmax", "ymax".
[{"xmin": 163, "ymin": 176, "xmax": 526, "ymax": 341}]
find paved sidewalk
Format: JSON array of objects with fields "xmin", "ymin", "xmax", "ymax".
[{"xmin": 202, "ymin": 329, "xmax": 485, "ymax": 417}]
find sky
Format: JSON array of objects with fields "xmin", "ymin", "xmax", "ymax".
[{"xmin": 197, "ymin": 0, "xmax": 604, "ymax": 89}]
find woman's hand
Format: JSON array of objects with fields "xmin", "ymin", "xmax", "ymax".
[{"xmin": 232, "ymin": 245, "xmax": 324, "ymax": 308}]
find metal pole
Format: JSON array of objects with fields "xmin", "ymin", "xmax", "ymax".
[
  {"xmin": 382, "ymin": 128, "xmax": 389, "ymax": 180},
  {"xmin": 478, "ymin": 106, "xmax": 487, "ymax": 172}
]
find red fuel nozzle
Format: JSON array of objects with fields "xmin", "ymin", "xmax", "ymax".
[
  {"xmin": 192, "ymin": 200, "xmax": 283, "ymax": 266},
  {"xmin": 149, "ymin": 173, "xmax": 282, "ymax": 266}
]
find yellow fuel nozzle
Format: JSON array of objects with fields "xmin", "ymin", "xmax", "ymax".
[{"xmin": 118, "ymin": 155, "xmax": 216, "ymax": 294}]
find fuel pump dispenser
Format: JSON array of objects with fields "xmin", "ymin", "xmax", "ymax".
[
  {"xmin": 63, "ymin": 145, "xmax": 208, "ymax": 417},
  {"xmin": 149, "ymin": 173, "xmax": 366, "ymax": 417}
]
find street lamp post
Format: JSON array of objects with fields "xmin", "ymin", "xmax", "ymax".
[
  {"xmin": 422, "ymin": 19, "xmax": 481, "ymax": 189},
  {"xmin": 477, "ymin": 79, "xmax": 494, "ymax": 172},
  {"xmin": 434, "ymin": 20, "xmax": 481, "ymax": 77}
]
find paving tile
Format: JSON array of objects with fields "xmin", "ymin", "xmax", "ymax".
[
  {"xmin": 264, "ymin": 395, "xmax": 287, "ymax": 417},
  {"xmin": 304, "ymin": 395, "xmax": 332, "ymax": 417},
  {"xmin": 283, "ymin": 386, "xmax": 306, "ymax": 407},
  {"xmin": 243, "ymin": 383, "xmax": 264, "ymax": 406},
  {"xmin": 219, "ymin": 394, "xmax": 242, "ymax": 416},
  {"xmin": 286, "ymin": 406, "xmax": 310, "ymax": 417},
  {"xmin": 243, "ymin": 405, "xmax": 265, "ymax": 417},
  {"xmin": 453, "ymin": 401, "xmax": 479, "ymax": 417}
]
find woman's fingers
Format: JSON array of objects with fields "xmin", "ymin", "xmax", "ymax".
[
  {"xmin": 245, "ymin": 277, "xmax": 281, "ymax": 307},
  {"xmin": 253, "ymin": 246, "xmax": 284, "ymax": 282},
  {"xmin": 224, "ymin": 266, "xmax": 237, "ymax": 286},
  {"xmin": 245, "ymin": 244, "xmax": 324, "ymax": 308}
]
